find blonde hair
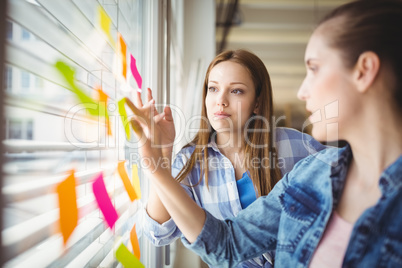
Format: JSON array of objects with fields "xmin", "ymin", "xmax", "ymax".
[{"xmin": 176, "ymin": 49, "xmax": 281, "ymax": 197}]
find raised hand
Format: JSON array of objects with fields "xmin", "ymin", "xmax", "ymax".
[{"xmin": 134, "ymin": 88, "xmax": 175, "ymax": 161}]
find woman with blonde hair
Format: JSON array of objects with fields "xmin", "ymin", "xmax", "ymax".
[{"xmin": 135, "ymin": 49, "xmax": 325, "ymax": 267}]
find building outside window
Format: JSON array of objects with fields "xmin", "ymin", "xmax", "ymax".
[
  {"xmin": 4, "ymin": 66, "xmax": 12, "ymax": 92},
  {"xmin": 6, "ymin": 20, "xmax": 12, "ymax": 40},
  {"xmin": 20, "ymin": 71, "xmax": 30, "ymax": 90},
  {"xmin": 21, "ymin": 28, "xmax": 30, "ymax": 40}
]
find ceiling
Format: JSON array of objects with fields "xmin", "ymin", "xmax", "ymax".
[{"xmin": 218, "ymin": 0, "xmax": 351, "ymax": 108}]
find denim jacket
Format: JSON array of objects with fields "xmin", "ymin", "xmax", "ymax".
[{"xmin": 183, "ymin": 146, "xmax": 402, "ymax": 268}]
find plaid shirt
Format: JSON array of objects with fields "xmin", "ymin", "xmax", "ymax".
[{"xmin": 142, "ymin": 127, "xmax": 326, "ymax": 267}]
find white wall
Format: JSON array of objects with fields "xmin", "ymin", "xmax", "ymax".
[{"xmin": 173, "ymin": 0, "xmax": 215, "ymax": 151}]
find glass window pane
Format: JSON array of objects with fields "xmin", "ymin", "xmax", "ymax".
[
  {"xmin": 21, "ymin": 28, "xmax": 30, "ymax": 40},
  {"xmin": 6, "ymin": 21, "xmax": 13, "ymax": 40},
  {"xmin": 8, "ymin": 119, "xmax": 23, "ymax": 139},
  {"xmin": 21, "ymin": 71, "xmax": 30, "ymax": 89}
]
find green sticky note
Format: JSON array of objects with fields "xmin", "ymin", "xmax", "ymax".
[
  {"xmin": 115, "ymin": 243, "xmax": 144, "ymax": 268},
  {"xmin": 55, "ymin": 61, "xmax": 108, "ymax": 118},
  {"xmin": 118, "ymin": 98, "xmax": 130, "ymax": 139}
]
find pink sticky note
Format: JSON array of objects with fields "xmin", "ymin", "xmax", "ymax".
[
  {"xmin": 92, "ymin": 173, "xmax": 119, "ymax": 229},
  {"xmin": 130, "ymin": 55, "xmax": 142, "ymax": 90}
]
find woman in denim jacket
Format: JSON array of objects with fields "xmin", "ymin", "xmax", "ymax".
[{"xmin": 127, "ymin": 0, "xmax": 402, "ymax": 267}]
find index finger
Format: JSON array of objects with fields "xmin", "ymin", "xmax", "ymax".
[
  {"xmin": 147, "ymin": 88, "xmax": 153, "ymax": 103},
  {"xmin": 125, "ymin": 97, "xmax": 142, "ymax": 116},
  {"xmin": 135, "ymin": 91, "xmax": 144, "ymax": 107}
]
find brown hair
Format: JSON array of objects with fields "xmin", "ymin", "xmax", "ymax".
[
  {"xmin": 319, "ymin": 0, "xmax": 402, "ymax": 111},
  {"xmin": 175, "ymin": 49, "xmax": 281, "ymax": 197}
]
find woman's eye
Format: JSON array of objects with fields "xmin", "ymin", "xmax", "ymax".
[
  {"xmin": 208, "ymin": 87, "xmax": 217, "ymax": 92},
  {"xmin": 231, "ymin": 89, "xmax": 243, "ymax": 94},
  {"xmin": 308, "ymin": 66, "xmax": 318, "ymax": 73}
]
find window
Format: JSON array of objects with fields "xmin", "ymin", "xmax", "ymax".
[
  {"xmin": 4, "ymin": 66, "xmax": 12, "ymax": 91},
  {"xmin": 26, "ymin": 119, "xmax": 33, "ymax": 140},
  {"xmin": 6, "ymin": 119, "xmax": 33, "ymax": 140},
  {"xmin": 8, "ymin": 119, "xmax": 23, "ymax": 139},
  {"xmin": 2, "ymin": 1, "xmax": 161, "ymax": 267},
  {"xmin": 6, "ymin": 20, "xmax": 12, "ymax": 40},
  {"xmin": 20, "ymin": 70, "xmax": 30, "ymax": 90},
  {"xmin": 21, "ymin": 28, "xmax": 30, "ymax": 40},
  {"xmin": 2, "ymin": 0, "xmax": 185, "ymax": 266}
]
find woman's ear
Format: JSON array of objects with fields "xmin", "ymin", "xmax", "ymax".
[
  {"xmin": 353, "ymin": 51, "xmax": 380, "ymax": 93},
  {"xmin": 253, "ymin": 101, "xmax": 259, "ymax": 114}
]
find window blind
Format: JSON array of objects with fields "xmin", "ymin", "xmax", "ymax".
[{"xmin": 1, "ymin": 0, "xmax": 166, "ymax": 267}]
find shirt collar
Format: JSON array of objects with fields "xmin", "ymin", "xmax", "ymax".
[
  {"xmin": 205, "ymin": 134, "xmax": 221, "ymax": 153},
  {"xmin": 330, "ymin": 145, "xmax": 352, "ymax": 207},
  {"xmin": 379, "ymin": 154, "xmax": 402, "ymax": 194},
  {"xmin": 330, "ymin": 144, "xmax": 402, "ymax": 196}
]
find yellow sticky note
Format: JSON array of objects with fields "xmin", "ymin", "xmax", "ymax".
[
  {"xmin": 55, "ymin": 61, "xmax": 108, "ymax": 118},
  {"xmin": 56, "ymin": 170, "xmax": 78, "ymax": 245},
  {"xmin": 118, "ymin": 161, "xmax": 137, "ymax": 202},
  {"xmin": 132, "ymin": 164, "xmax": 141, "ymax": 200},
  {"xmin": 130, "ymin": 224, "xmax": 141, "ymax": 259},
  {"xmin": 115, "ymin": 243, "xmax": 144, "ymax": 268},
  {"xmin": 98, "ymin": 6, "xmax": 115, "ymax": 47}
]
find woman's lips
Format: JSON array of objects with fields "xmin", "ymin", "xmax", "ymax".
[{"xmin": 213, "ymin": 112, "xmax": 231, "ymax": 119}]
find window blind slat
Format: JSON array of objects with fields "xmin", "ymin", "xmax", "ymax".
[
  {"xmin": 3, "ymin": 0, "xmax": 149, "ymax": 266},
  {"xmin": 3, "ymin": 184, "xmax": 132, "ymax": 264},
  {"xmin": 3, "ymin": 165, "xmax": 117, "ymax": 203},
  {"xmin": 8, "ymin": 0, "xmax": 115, "ymax": 74}
]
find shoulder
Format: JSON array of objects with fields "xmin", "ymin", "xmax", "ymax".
[
  {"xmin": 275, "ymin": 127, "xmax": 326, "ymax": 159},
  {"xmin": 172, "ymin": 145, "xmax": 196, "ymax": 169},
  {"xmin": 175, "ymin": 145, "xmax": 195, "ymax": 159},
  {"xmin": 275, "ymin": 127, "xmax": 315, "ymax": 142},
  {"xmin": 289, "ymin": 146, "xmax": 344, "ymax": 176}
]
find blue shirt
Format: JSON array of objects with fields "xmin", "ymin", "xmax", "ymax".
[
  {"xmin": 237, "ymin": 172, "xmax": 256, "ymax": 209},
  {"xmin": 142, "ymin": 127, "xmax": 326, "ymax": 267},
  {"xmin": 183, "ymin": 146, "xmax": 402, "ymax": 268}
]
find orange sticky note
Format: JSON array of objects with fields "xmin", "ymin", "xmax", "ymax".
[
  {"xmin": 96, "ymin": 87, "xmax": 112, "ymax": 136},
  {"xmin": 115, "ymin": 242, "xmax": 144, "ymax": 268},
  {"xmin": 130, "ymin": 224, "xmax": 140, "ymax": 259},
  {"xmin": 56, "ymin": 170, "xmax": 78, "ymax": 245},
  {"xmin": 98, "ymin": 6, "xmax": 115, "ymax": 47},
  {"xmin": 118, "ymin": 161, "xmax": 137, "ymax": 202},
  {"xmin": 117, "ymin": 33, "xmax": 127, "ymax": 80},
  {"xmin": 132, "ymin": 164, "xmax": 141, "ymax": 199}
]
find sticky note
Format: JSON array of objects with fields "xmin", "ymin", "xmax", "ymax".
[
  {"xmin": 115, "ymin": 243, "xmax": 144, "ymax": 268},
  {"xmin": 92, "ymin": 173, "xmax": 119, "ymax": 229},
  {"xmin": 130, "ymin": 224, "xmax": 141, "ymax": 259},
  {"xmin": 117, "ymin": 98, "xmax": 131, "ymax": 140},
  {"xmin": 117, "ymin": 98, "xmax": 130, "ymax": 139},
  {"xmin": 130, "ymin": 55, "xmax": 142, "ymax": 90},
  {"xmin": 117, "ymin": 161, "xmax": 137, "ymax": 202},
  {"xmin": 98, "ymin": 6, "xmax": 115, "ymax": 47},
  {"xmin": 117, "ymin": 33, "xmax": 127, "ymax": 80},
  {"xmin": 131, "ymin": 164, "xmax": 141, "ymax": 199},
  {"xmin": 55, "ymin": 61, "xmax": 108, "ymax": 118},
  {"xmin": 56, "ymin": 170, "xmax": 78, "ymax": 245},
  {"xmin": 96, "ymin": 87, "xmax": 112, "ymax": 136}
]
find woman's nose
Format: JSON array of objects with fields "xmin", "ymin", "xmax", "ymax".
[
  {"xmin": 297, "ymin": 78, "xmax": 309, "ymax": 101},
  {"xmin": 217, "ymin": 93, "xmax": 228, "ymax": 107}
]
